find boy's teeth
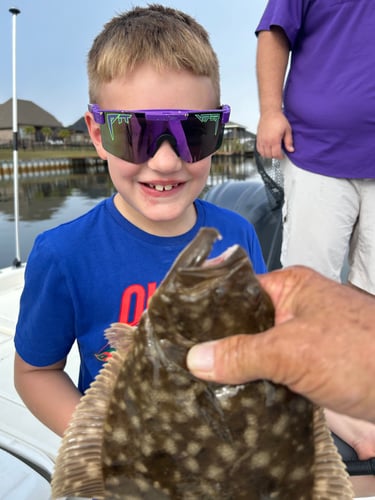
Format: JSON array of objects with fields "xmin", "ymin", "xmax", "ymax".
[{"xmin": 152, "ymin": 184, "xmax": 174, "ymax": 191}]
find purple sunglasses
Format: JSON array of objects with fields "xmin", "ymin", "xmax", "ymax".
[{"xmin": 88, "ymin": 104, "xmax": 231, "ymax": 164}]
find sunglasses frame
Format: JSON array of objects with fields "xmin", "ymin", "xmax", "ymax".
[
  {"xmin": 88, "ymin": 104, "xmax": 231, "ymax": 163},
  {"xmin": 88, "ymin": 104, "xmax": 231, "ymax": 125}
]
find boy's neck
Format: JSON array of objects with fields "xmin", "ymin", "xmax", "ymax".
[{"xmin": 113, "ymin": 193, "xmax": 197, "ymax": 237}]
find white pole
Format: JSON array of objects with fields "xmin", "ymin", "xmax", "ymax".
[{"xmin": 9, "ymin": 7, "xmax": 21, "ymax": 267}]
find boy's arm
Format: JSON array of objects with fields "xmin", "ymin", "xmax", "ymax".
[
  {"xmin": 14, "ymin": 353, "xmax": 81, "ymax": 437},
  {"xmin": 325, "ymin": 409, "xmax": 375, "ymax": 460},
  {"xmin": 256, "ymin": 27, "xmax": 294, "ymax": 159},
  {"xmin": 325, "ymin": 409, "xmax": 375, "ymax": 495}
]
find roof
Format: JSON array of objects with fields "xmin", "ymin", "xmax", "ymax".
[
  {"xmin": 68, "ymin": 116, "xmax": 87, "ymax": 133},
  {"xmin": 0, "ymin": 98, "xmax": 62, "ymax": 129},
  {"xmin": 226, "ymin": 121, "xmax": 256, "ymax": 137}
]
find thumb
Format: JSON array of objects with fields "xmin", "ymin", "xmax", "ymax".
[
  {"xmin": 283, "ymin": 128, "xmax": 294, "ymax": 153},
  {"xmin": 186, "ymin": 332, "xmax": 281, "ymax": 385}
]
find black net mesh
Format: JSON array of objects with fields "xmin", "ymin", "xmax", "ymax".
[{"xmin": 254, "ymin": 147, "xmax": 284, "ymax": 209}]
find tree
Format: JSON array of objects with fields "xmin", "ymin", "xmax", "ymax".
[
  {"xmin": 22, "ymin": 125, "xmax": 35, "ymax": 138},
  {"xmin": 58, "ymin": 128, "xmax": 71, "ymax": 143},
  {"xmin": 21, "ymin": 125, "xmax": 36, "ymax": 148},
  {"xmin": 41, "ymin": 127, "xmax": 52, "ymax": 142}
]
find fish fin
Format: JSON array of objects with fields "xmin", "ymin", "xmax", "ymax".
[
  {"xmin": 105, "ymin": 321, "xmax": 136, "ymax": 352},
  {"xmin": 51, "ymin": 348, "xmax": 126, "ymax": 499},
  {"xmin": 313, "ymin": 407, "xmax": 354, "ymax": 499}
]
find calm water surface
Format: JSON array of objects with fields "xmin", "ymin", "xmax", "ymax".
[{"xmin": 0, "ymin": 156, "xmax": 260, "ymax": 269}]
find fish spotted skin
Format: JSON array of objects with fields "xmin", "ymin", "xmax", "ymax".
[{"xmin": 51, "ymin": 227, "xmax": 353, "ymax": 500}]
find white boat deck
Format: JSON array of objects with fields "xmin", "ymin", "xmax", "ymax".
[
  {"xmin": 0, "ymin": 265, "xmax": 79, "ymax": 499},
  {"xmin": 0, "ymin": 265, "xmax": 59, "ymax": 451}
]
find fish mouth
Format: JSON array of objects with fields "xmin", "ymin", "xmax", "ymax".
[
  {"xmin": 172, "ymin": 227, "xmax": 222, "ymax": 270},
  {"xmin": 201, "ymin": 245, "xmax": 240, "ymax": 268},
  {"xmin": 176, "ymin": 227, "xmax": 243, "ymax": 271},
  {"xmin": 160, "ymin": 228, "xmax": 249, "ymax": 293}
]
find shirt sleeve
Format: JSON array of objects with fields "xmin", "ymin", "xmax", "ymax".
[
  {"xmin": 14, "ymin": 233, "xmax": 76, "ymax": 367},
  {"xmin": 255, "ymin": 0, "xmax": 307, "ymax": 48}
]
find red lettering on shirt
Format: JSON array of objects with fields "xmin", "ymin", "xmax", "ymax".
[{"xmin": 118, "ymin": 282, "xmax": 157, "ymax": 325}]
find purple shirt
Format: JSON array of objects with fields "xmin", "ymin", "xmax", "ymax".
[{"xmin": 256, "ymin": 0, "xmax": 375, "ymax": 178}]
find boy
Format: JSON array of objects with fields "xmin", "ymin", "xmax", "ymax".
[{"xmin": 14, "ymin": 4, "xmax": 266, "ymax": 437}]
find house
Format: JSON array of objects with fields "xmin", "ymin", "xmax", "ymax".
[
  {"xmin": 0, "ymin": 98, "xmax": 62, "ymax": 144},
  {"xmin": 67, "ymin": 116, "xmax": 92, "ymax": 145},
  {"xmin": 221, "ymin": 121, "xmax": 256, "ymax": 156}
]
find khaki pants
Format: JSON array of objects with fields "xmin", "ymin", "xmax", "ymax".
[{"xmin": 281, "ymin": 157, "xmax": 375, "ymax": 295}]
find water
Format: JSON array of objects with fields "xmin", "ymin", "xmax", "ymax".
[{"xmin": 0, "ymin": 156, "xmax": 261, "ymax": 269}]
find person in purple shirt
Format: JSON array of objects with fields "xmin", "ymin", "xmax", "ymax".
[{"xmin": 254, "ymin": 1, "xmax": 375, "ymax": 496}]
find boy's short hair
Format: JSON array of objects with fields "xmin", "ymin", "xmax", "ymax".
[{"xmin": 87, "ymin": 4, "xmax": 220, "ymax": 105}]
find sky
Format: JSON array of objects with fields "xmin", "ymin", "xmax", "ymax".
[{"xmin": 0, "ymin": 1, "xmax": 267, "ymax": 132}]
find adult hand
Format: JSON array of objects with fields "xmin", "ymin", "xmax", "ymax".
[
  {"xmin": 256, "ymin": 110, "xmax": 294, "ymax": 159},
  {"xmin": 187, "ymin": 266, "xmax": 375, "ymax": 422}
]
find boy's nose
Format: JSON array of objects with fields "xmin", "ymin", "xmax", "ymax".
[
  {"xmin": 153, "ymin": 133, "xmax": 179, "ymax": 155},
  {"xmin": 148, "ymin": 140, "xmax": 183, "ymax": 172}
]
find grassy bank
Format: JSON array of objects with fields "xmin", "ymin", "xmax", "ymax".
[{"xmin": 0, "ymin": 147, "xmax": 99, "ymax": 162}]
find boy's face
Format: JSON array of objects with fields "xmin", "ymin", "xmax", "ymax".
[{"xmin": 86, "ymin": 64, "xmax": 218, "ymax": 236}]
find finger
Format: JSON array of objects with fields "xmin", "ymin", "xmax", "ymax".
[
  {"xmin": 283, "ymin": 127, "xmax": 295, "ymax": 152},
  {"xmin": 257, "ymin": 135, "xmax": 283, "ymax": 159},
  {"xmin": 187, "ymin": 323, "xmax": 375, "ymax": 420},
  {"xmin": 257, "ymin": 267, "xmax": 311, "ymax": 322},
  {"xmin": 271, "ymin": 146, "xmax": 285, "ymax": 160},
  {"xmin": 187, "ymin": 320, "xmax": 334, "ymax": 400},
  {"xmin": 256, "ymin": 141, "xmax": 272, "ymax": 159},
  {"xmin": 187, "ymin": 330, "xmax": 288, "ymax": 385}
]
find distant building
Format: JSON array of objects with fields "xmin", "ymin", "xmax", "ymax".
[
  {"xmin": 221, "ymin": 121, "xmax": 256, "ymax": 155},
  {"xmin": 0, "ymin": 98, "xmax": 62, "ymax": 144},
  {"xmin": 68, "ymin": 116, "xmax": 91, "ymax": 144}
]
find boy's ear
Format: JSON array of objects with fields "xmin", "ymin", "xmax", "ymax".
[{"xmin": 84, "ymin": 111, "xmax": 108, "ymax": 160}]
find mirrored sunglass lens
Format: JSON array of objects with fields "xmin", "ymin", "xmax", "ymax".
[
  {"xmin": 182, "ymin": 113, "xmax": 224, "ymax": 162},
  {"xmin": 99, "ymin": 113, "xmax": 144, "ymax": 163}
]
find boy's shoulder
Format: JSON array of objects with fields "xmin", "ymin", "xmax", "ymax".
[
  {"xmin": 31, "ymin": 197, "xmax": 116, "ymax": 261},
  {"xmin": 196, "ymin": 198, "xmax": 254, "ymax": 227},
  {"xmin": 38, "ymin": 197, "xmax": 111, "ymax": 240},
  {"xmin": 196, "ymin": 198, "xmax": 267, "ymax": 273}
]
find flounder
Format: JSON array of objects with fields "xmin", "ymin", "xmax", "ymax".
[{"xmin": 51, "ymin": 227, "xmax": 352, "ymax": 499}]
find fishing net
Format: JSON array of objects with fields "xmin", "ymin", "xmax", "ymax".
[{"xmin": 254, "ymin": 147, "xmax": 284, "ymax": 210}]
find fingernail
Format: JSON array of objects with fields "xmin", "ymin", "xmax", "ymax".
[{"xmin": 186, "ymin": 341, "xmax": 216, "ymax": 373}]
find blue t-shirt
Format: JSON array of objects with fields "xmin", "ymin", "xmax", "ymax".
[
  {"xmin": 256, "ymin": 0, "xmax": 375, "ymax": 178},
  {"xmin": 15, "ymin": 196, "xmax": 266, "ymax": 393}
]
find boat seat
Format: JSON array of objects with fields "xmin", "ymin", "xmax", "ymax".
[{"xmin": 203, "ymin": 179, "xmax": 282, "ymax": 271}]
